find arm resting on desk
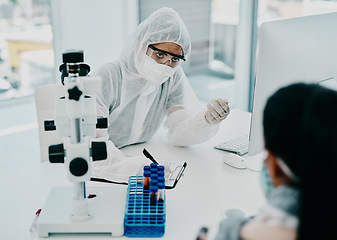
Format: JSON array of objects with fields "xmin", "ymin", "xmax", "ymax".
[
  {"xmin": 91, "ymin": 128, "xmax": 150, "ymax": 183},
  {"xmin": 90, "ymin": 105, "xmax": 149, "ymax": 183}
]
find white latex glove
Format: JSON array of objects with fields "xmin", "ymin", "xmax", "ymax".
[{"xmin": 205, "ymin": 98, "xmax": 230, "ymax": 124}]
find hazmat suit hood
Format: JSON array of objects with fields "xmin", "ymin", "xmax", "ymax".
[
  {"xmin": 91, "ymin": 8, "xmax": 218, "ymax": 184},
  {"xmin": 93, "ymin": 7, "xmax": 200, "ymax": 148},
  {"xmin": 119, "ymin": 7, "xmax": 191, "ymax": 78}
]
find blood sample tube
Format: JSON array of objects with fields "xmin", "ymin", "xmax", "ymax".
[
  {"xmin": 150, "ymin": 173, "xmax": 158, "ymax": 180},
  {"xmin": 150, "ymin": 184, "xmax": 158, "ymax": 205},
  {"xmin": 150, "ymin": 168, "xmax": 158, "ymax": 175},
  {"xmin": 150, "ymin": 163, "xmax": 158, "ymax": 169},
  {"xmin": 157, "ymin": 170, "xmax": 165, "ymax": 178},
  {"xmin": 157, "ymin": 165, "xmax": 165, "ymax": 172},
  {"xmin": 143, "ymin": 170, "xmax": 151, "ymax": 190},
  {"xmin": 150, "ymin": 178, "xmax": 158, "ymax": 188},
  {"xmin": 157, "ymin": 176, "xmax": 165, "ymax": 184},
  {"xmin": 157, "ymin": 182, "xmax": 165, "ymax": 202},
  {"xmin": 157, "ymin": 165, "xmax": 165, "ymax": 178},
  {"xmin": 143, "ymin": 165, "xmax": 150, "ymax": 172}
]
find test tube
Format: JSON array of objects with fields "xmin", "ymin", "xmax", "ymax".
[
  {"xmin": 143, "ymin": 165, "xmax": 150, "ymax": 172},
  {"xmin": 150, "ymin": 163, "xmax": 158, "ymax": 169},
  {"xmin": 157, "ymin": 170, "xmax": 165, "ymax": 178},
  {"xmin": 150, "ymin": 178, "xmax": 158, "ymax": 187},
  {"xmin": 150, "ymin": 173, "xmax": 158, "ymax": 180},
  {"xmin": 157, "ymin": 165, "xmax": 165, "ymax": 172},
  {"xmin": 157, "ymin": 182, "xmax": 165, "ymax": 202},
  {"xmin": 143, "ymin": 170, "xmax": 151, "ymax": 190},
  {"xmin": 157, "ymin": 165, "xmax": 165, "ymax": 178},
  {"xmin": 157, "ymin": 176, "xmax": 165, "ymax": 184},
  {"xmin": 150, "ymin": 184, "xmax": 158, "ymax": 205},
  {"xmin": 149, "ymin": 173, "xmax": 157, "ymax": 188},
  {"xmin": 150, "ymin": 168, "xmax": 158, "ymax": 175}
]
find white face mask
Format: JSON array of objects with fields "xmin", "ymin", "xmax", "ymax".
[{"xmin": 140, "ymin": 55, "xmax": 177, "ymax": 86}]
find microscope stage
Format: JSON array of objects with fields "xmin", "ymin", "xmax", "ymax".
[{"xmin": 36, "ymin": 185, "xmax": 126, "ymax": 237}]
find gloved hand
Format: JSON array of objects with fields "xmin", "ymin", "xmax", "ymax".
[{"xmin": 205, "ymin": 98, "xmax": 230, "ymax": 124}]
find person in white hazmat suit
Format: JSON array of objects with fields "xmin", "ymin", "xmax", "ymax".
[{"xmin": 91, "ymin": 7, "xmax": 230, "ymax": 183}]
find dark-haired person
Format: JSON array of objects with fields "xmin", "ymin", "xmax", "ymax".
[{"xmin": 215, "ymin": 83, "xmax": 337, "ymax": 239}]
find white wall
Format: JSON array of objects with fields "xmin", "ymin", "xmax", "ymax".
[{"xmin": 50, "ymin": 0, "xmax": 138, "ymax": 80}]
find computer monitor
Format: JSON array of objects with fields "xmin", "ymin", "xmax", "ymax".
[{"xmin": 248, "ymin": 12, "xmax": 337, "ymax": 156}]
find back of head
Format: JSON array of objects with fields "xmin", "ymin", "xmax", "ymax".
[{"xmin": 263, "ymin": 82, "xmax": 337, "ymax": 239}]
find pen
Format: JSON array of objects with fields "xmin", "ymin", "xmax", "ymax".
[
  {"xmin": 143, "ymin": 148, "xmax": 159, "ymax": 164},
  {"xmin": 30, "ymin": 209, "xmax": 41, "ymax": 232}
]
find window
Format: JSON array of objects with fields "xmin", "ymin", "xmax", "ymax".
[
  {"xmin": 258, "ymin": 0, "xmax": 337, "ymax": 24},
  {"xmin": 210, "ymin": 0, "xmax": 240, "ymax": 79},
  {"xmin": 0, "ymin": 0, "xmax": 53, "ymax": 102}
]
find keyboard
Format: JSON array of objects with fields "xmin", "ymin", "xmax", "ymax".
[{"xmin": 214, "ymin": 134, "xmax": 249, "ymax": 156}]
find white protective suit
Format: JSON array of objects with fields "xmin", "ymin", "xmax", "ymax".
[{"xmin": 91, "ymin": 7, "xmax": 220, "ymax": 182}]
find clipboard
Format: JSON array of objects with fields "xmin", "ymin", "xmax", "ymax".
[{"xmin": 91, "ymin": 161, "xmax": 187, "ymax": 190}]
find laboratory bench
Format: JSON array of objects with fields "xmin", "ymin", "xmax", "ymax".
[{"xmin": 0, "ymin": 109, "xmax": 265, "ymax": 239}]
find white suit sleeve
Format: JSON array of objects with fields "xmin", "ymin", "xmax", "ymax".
[
  {"xmin": 165, "ymin": 107, "xmax": 220, "ymax": 147},
  {"xmin": 91, "ymin": 91, "xmax": 150, "ymax": 183},
  {"xmin": 164, "ymin": 70, "xmax": 221, "ymax": 146}
]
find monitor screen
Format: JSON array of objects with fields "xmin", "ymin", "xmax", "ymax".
[{"xmin": 248, "ymin": 12, "xmax": 337, "ymax": 156}]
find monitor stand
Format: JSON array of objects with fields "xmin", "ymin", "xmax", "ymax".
[{"xmin": 36, "ymin": 185, "xmax": 126, "ymax": 237}]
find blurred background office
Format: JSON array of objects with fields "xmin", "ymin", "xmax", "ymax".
[{"xmin": 1, "ymin": 0, "xmax": 336, "ymax": 172}]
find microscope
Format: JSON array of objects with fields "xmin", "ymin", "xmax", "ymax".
[{"xmin": 36, "ymin": 50, "xmax": 126, "ymax": 237}]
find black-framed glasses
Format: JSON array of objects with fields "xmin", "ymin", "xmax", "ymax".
[{"xmin": 148, "ymin": 45, "xmax": 186, "ymax": 62}]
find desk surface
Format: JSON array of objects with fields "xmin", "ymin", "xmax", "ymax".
[{"xmin": 0, "ymin": 109, "xmax": 265, "ymax": 239}]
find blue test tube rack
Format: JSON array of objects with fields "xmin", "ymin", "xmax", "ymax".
[{"xmin": 124, "ymin": 176, "xmax": 166, "ymax": 237}]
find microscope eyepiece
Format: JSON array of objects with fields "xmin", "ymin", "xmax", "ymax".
[
  {"xmin": 62, "ymin": 49, "xmax": 84, "ymax": 63},
  {"xmin": 59, "ymin": 49, "xmax": 90, "ymax": 84}
]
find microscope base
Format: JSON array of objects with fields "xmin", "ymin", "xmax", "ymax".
[{"xmin": 36, "ymin": 186, "xmax": 126, "ymax": 237}]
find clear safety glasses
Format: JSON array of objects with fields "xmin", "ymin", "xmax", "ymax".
[{"xmin": 147, "ymin": 45, "xmax": 185, "ymax": 68}]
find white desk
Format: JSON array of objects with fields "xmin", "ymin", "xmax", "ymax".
[{"xmin": 0, "ymin": 109, "xmax": 265, "ymax": 239}]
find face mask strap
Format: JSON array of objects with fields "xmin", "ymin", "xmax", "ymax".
[{"xmin": 276, "ymin": 158, "xmax": 301, "ymax": 184}]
